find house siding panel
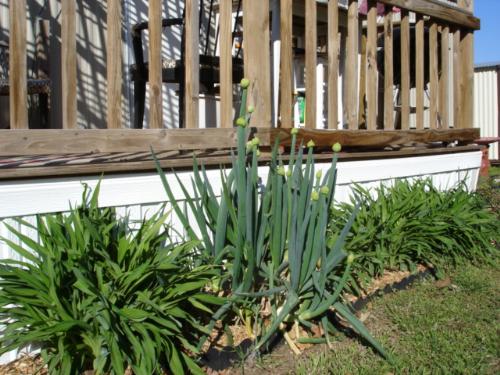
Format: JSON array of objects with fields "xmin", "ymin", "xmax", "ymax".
[{"xmin": 474, "ymin": 67, "xmax": 499, "ymax": 160}]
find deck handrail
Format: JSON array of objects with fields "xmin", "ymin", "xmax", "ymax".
[{"xmin": 4, "ymin": 0, "xmax": 477, "ymax": 139}]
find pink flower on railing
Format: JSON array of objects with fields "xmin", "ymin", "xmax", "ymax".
[{"xmin": 358, "ymin": 0, "xmax": 400, "ymax": 16}]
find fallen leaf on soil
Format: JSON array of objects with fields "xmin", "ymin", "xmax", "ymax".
[{"xmin": 435, "ymin": 277, "xmax": 452, "ymax": 289}]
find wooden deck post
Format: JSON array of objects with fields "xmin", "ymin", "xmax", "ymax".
[
  {"xmin": 185, "ymin": 0, "xmax": 200, "ymax": 129},
  {"xmin": 280, "ymin": 0, "xmax": 293, "ymax": 128},
  {"xmin": 219, "ymin": 0, "xmax": 233, "ymax": 128},
  {"xmin": 148, "ymin": 0, "xmax": 163, "ymax": 129},
  {"xmin": 305, "ymin": 0, "xmax": 317, "ymax": 129},
  {"xmin": 243, "ymin": 0, "xmax": 271, "ymax": 127},
  {"xmin": 415, "ymin": 14, "xmax": 424, "ymax": 130},
  {"xmin": 453, "ymin": 28, "xmax": 461, "ymax": 128},
  {"xmin": 61, "ymin": 0, "xmax": 77, "ymax": 129},
  {"xmin": 345, "ymin": 0, "xmax": 359, "ymax": 129},
  {"xmin": 366, "ymin": 0, "xmax": 378, "ymax": 130},
  {"xmin": 107, "ymin": 0, "xmax": 122, "ymax": 129},
  {"xmin": 9, "ymin": 0, "xmax": 28, "ymax": 129},
  {"xmin": 400, "ymin": 9, "xmax": 410, "ymax": 130},
  {"xmin": 358, "ymin": 30, "xmax": 367, "ymax": 128},
  {"xmin": 458, "ymin": 0, "xmax": 474, "ymax": 129},
  {"xmin": 439, "ymin": 26, "xmax": 450, "ymax": 128},
  {"xmin": 328, "ymin": 0, "xmax": 339, "ymax": 129},
  {"xmin": 429, "ymin": 22, "xmax": 438, "ymax": 128},
  {"xmin": 383, "ymin": 7, "xmax": 394, "ymax": 130}
]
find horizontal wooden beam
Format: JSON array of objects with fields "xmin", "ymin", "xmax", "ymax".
[
  {"xmin": 378, "ymin": 0, "xmax": 480, "ymax": 30},
  {"xmin": 0, "ymin": 129, "xmax": 240, "ymax": 156},
  {"xmin": 0, "ymin": 145, "xmax": 481, "ymax": 180},
  {"xmin": 256, "ymin": 128, "xmax": 480, "ymax": 148},
  {"xmin": 0, "ymin": 128, "xmax": 480, "ymax": 156}
]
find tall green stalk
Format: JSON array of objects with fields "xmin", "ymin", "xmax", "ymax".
[{"xmin": 153, "ymin": 79, "xmax": 389, "ymax": 359}]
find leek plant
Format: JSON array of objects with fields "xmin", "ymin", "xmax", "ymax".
[{"xmin": 154, "ymin": 79, "xmax": 388, "ymax": 358}]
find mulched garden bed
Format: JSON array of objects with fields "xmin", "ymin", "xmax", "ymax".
[{"xmin": 0, "ymin": 266, "xmax": 434, "ymax": 375}]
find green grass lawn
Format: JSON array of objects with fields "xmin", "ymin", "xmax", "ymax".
[{"xmin": 292, "ymin": 261, "xmax": 500, "ymax": 375}]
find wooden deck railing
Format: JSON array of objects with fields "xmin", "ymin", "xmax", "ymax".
[{"xmin": 3, "ymin": 0, "xmax": 480, "ymax": 155}]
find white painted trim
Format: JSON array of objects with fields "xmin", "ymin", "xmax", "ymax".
[{"xmin": 0, "ymin": 151, "xmax": 481, "ymax": 219}]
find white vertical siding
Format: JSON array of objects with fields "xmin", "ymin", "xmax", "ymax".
[{"xmin": 474, "ymin": 68, "xmax": 499, "ymax": 160}]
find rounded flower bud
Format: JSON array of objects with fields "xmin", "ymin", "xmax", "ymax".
[
  {"xmin": 320, "ymin": 186, "xmax": 330, "ymax": 195},
  {"xmin": 240, "ymin": 78, "xmax": 250, "ymax": 89},
  {"xmin": 347, "ymin": 253, "xmax": 355, "ymax": 265},
  {"xmin": 286, "ymin": 169, "xmax": 292, "ymax": 177},
  {"xmin": 246, "ymin": 141, "xmax": 254, "ymax": 152},
  {"xmin": 311, "ymin": 190, "xmax": 320, "ymax": 201},
  {"xmin": 277, "ymin": 166, "xmax": 286, "ymax": 176},
  {"xmin": 247, "ymin": 105, "xmax": 255, "ymax": 114},
  {"xmin": 251, "ymin": 137, "xmax": 260, "ymax": 146},
  {"xmin": 316, "ymin": 257, "xmax": 322, "ymax": 269},
  {"xmin": 256, "ymin": 149, "xmax": 261, "ymax": 157},
  {"xmin": 291, "ymin": 128, "xmax": 299, "ymax": 136},
  {"xmin": 332, "ymin": 142, "xmax": 342, "ymax": 153},
  {"xmin": 307, "ymin": 140, "xmax": 315, "ymax": 148},
  {"xmin": 316, "ymin": 170, "xmax": 323, "ymax": 180},
  {"xmin": 236, "ymin": 117, "xmax": 247, "ymax": 127}
]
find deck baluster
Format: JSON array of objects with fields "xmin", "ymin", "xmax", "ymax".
[
  {"xmin": 328, "ymin": 0, "xmax": 339, "ymax": 129},
  {"xmin": 107, "ymin": 0, "xmax": 122, "ymax": 129},
  {"xmin": 62, "ymin": 0, "xmax": 77, "ymax": 129}
]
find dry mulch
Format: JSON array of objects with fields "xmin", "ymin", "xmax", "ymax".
[{"xmin": 0, "ymin": 355, "xmax": 47, "ymax": 375}]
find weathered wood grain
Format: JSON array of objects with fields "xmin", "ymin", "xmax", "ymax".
[
  {"xmin": 243, "ymin": 0, "xmax": 272, "ymax": 127},
  {"xmin": 61, "ymin": 0, "xmax": 77, "ymax": 129},
  {"xmin": 258, "ymin": 127, "xmax": 480, "ymax": 148},
  {"xmin": 358, "ymin": 31, "xmax": 367, "ymax": 128},
  {"xmin": 429, "ymin": 22, "xmax": 438, "ymax": 128},
  {"xmin": 9, "ymin": 0, "xmax": 28, "ymax": 130},
  {"xmin": 439, "ymin": 25, "xmax": 450, "ymax": 128},
  {"xmin": 280, "ymin": 0, "xmax": 294, "ymax": 128},
  {"xmin": 377, "ymin": 0, "xmax": 479, "ymax": 30},
  {"xmin": 366, "ymin": 0, "xmax": 378, "ymax": 130},
  {"xmin": 305, "ymin": 0, "xmax": 317, "ymax": 129},
  {"xmin": 415, "ymin": 15, "xmax": 424, "ymax": 129},
  {"xmin": 0, "ymin": 145, "xmax": 481, "ymax": 180},
  {"xmin": 346, "ymin": 0, "xmax": 359, "ymax": 129},
  {"xmin": 458, "ymin": 0, "xmax": 474, "ymax": 129},
  {"xmin": 0, "ymin": 127, "xmax": 480, "ymax": 158},
  {"xmin": 148, "ymin": 0, "xmax": 163, "ymax": 129},
  {"xmin": 0, "ymin": 129, "xmax": 240, "ymax": 156},
  {"xmin": 185, "ymin": 0, "xmax": 200, "ymax": 129},
  {"xmin": 220, "ymin": 0, "xmax": 233, "ymax": 128},
  {"xmin": 106, "ymin": 0, "xmax": 122, "ymax": 129},
  {"xmin": 400, "ymin": 10, "xmax": 410, "ymax": 130},
  {"xmin": 328, "ymin": 0, "xmax": 339, "ymax": 129},
  {"xmin": 453, "ymin": 28, "xmax": 461, "ymax": 128},
  {"xmin": 384, "ymin": 8, "xmax": 394, "ymax": 130}
]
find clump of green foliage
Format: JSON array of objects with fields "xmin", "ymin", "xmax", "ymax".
[
  {"xmin": 154, "ymin": 80, "xmax": 388, "ymax": 359},
  {"xmin": 476, "ymin": 165, "xmax": 500, "ymax": 218},
  {"xmin": 328, "ymin": 179, "xmax": 499, "ymax": 289},
  {"xmin": 0, "ymin": 185, "xmax": 221, "ymax": 375}
]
